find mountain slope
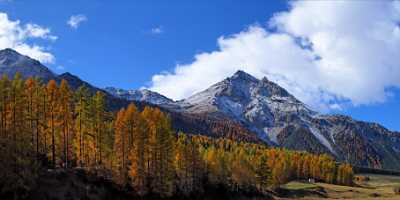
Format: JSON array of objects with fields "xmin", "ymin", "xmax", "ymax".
[
  {"xmin": 104, "ymin": 87, "xmax": 175, "ymax": 105},
  {"xmin": 58, "ymin": 72, "xmax": 134, "ymax": 111},
  {"xmin": 0, "ymin": 48, "xmax": 56, "ymax": 81},
  {"xmin": 58, "ymin": 72, "xmax": 98, "ymax": 92},
  {"xmin": 104, "ymin": 70, "xmax": 400, "ymax": 170},
  {"xmin": 1, "ymin": 48, "xmax": 399, "ymax": 170},
  {"xmin": 0, "ymin": 48, "xmax": 132, "ymax": 111},
  {"xmin": 159, "ymin": 71, "xmax": 400, "ymax": 170},
  {"xmin": 0, "ymin": 48, "xmax": 259, "ymax": 143},
  {"xmin": 180, "ymin": 71, "xmax": 316, "ymax": 140}
]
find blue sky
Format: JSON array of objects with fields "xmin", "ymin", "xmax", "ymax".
[
  {"xmin": 1, "ymin": 0, "xmax": 286, "ymax": 88},
  {"xmin": 1, "ymin": 0, "xmax": 400, "ymax": 131}
]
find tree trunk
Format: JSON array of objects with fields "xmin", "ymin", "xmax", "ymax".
[{"xmin": 51, "ymin": 109, "xmax": 55, "ymax": 168}]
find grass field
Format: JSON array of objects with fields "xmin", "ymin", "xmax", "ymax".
[{"xmin": 275, "ymin": 174, "xmax": 400, "ymax": 200}]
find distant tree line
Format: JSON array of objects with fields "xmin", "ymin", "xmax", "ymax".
[{"xmin": 0, "ymin": 74, "xmax": 354, "ymax": 198}]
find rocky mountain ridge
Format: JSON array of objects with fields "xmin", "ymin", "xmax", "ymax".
[
  {"xmin": 1, "ymin": 48, "xmax": 399, "ymax": 170},
  {"xmin": 104, "ymin": 87, "xmax": 175, "ymax": 105},
  {"xmin": 108, "ymin": 71, "xmax": 400, "ymax": 170}
]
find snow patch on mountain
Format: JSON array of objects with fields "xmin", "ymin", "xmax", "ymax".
[
  {"xmin": 105, "ymin": 87, "xmax": 174, "ymax": 105},
  {"xmin": 217, "ymin": 96, "xmax": 244, "ymax": 118},
  {"xmin": 264, "ymin": 127, "xmax": 281, "ymax": 144},
  {"xmin": 308, "ymin": 126, "xmax": 336, "ymax": 155}
]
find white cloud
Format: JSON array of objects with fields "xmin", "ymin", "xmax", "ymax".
[
  {"xmin": 0, "ymin": 12, "xmax": 56, "ymax": 63},
  {"xmin": 25, "ymin": 24, "xmax": 57, "ymax": 41},
  {"xmin": 150, "ymin": 26, "xmax": 163, "ymax": 34},
  {"xmin": 67, "ymin": 14, "xmax": 87, "ymax": 29},
  {"xmin": 149, "ymin": 0, "xmax": 400, "ymax": 111}
]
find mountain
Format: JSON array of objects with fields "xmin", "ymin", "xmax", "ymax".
[
  {"xmin": 104, "ymin": 87, "xmax": 175, "ymax": 105},
  {"xmin": 180, "ymin": 71, "xmax": 316, "ymax": 138},
  {"xmin": 58, "ymin": 72, "xmax": 98, "ymax": 92},
  {"xmin": 112, "ymin": 70, "xmax": 400, "ymax": 170},
  {"xmin": 0, "ymin": 48, "xmax": 56, "ymax": 82},
  {"xmin": 169, "ymin": 70, "xmax": 400, "ymax": 170},
  {"xmin": 104, "ymin": 86, "xmax": 262, "ymax": 142},
  {"xmin": 0, "ymin": 48, "xmax": 132, "ymax": 111},
  {"xmin": 58, "ymin": 72, "xmax": 133, "ymax": 111},
  {"xmin": 0, "ymin": 48, "xmax": 97, "ymax": 92},
  {"xmin": 0, "ymin": 48, "xmax": 257, "ymax": 143},
  {"xmin": 1, "ymin": 48, "xmax": 399, "ymax": 170}
]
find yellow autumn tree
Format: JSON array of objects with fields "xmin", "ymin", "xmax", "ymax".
[
  {"xmin": 46, "ymin": 79, "xmax": 58, "ymax": 168},
  {"xmin": 58, "ymin": 79, "xmax": 73, "ymax": 168},
  {"xmin": 128, "ymin": 104, "xmax": 148, "ymax": 195},
  {"xmin": 113, "ymin": 108, "xmax": 128, "ymax": 185}
]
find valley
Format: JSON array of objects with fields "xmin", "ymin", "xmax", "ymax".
[{"xmin": 1, "ymin": 1, "xmax": 400, "ymax": 199}]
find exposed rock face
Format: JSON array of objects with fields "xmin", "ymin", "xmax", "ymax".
[{"xmin": 180, "ymin": 70, "xmax": 316, "ymax": 141}]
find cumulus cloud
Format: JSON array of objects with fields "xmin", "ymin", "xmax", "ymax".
[
  {"xmin": 0, "ymin": 12, "xmax": 56, "ymax": 63},
  {"xmin": 149, "ymin": 0, "xmax": 400, "ymax": 111},
  {"xmin": 67, "ymin": 14, "xmax": 87, "ymax": 29}
]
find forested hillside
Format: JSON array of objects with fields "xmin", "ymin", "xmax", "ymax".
[{"xmin": 0, "ymin": 74, "xmax": 354, "ymax": 199}]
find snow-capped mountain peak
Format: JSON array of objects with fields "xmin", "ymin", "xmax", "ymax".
[
  {"xmin": 182, "ymin": 70, "xmax": 313, "ymax": 116},
  {"xmin": 231, "ymin": 70, "xmax": 259, "ymax": 82},
  {"xmin": 104, "ymin": 87, "xmax": 174, "ymax": 105},
  {"xmin": 177, "ymin": 70, "xmax": 317, "ymax": 142}
]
